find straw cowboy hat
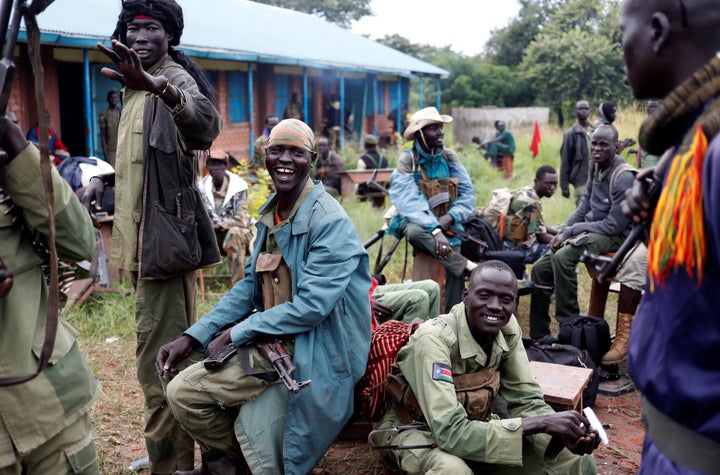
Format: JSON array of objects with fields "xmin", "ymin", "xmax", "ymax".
[{"xmin": 403, "ymin": 107, "xmax": 453, "ymax": 141}]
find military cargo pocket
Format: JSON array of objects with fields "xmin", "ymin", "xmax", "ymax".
[
  {"xmin": 135, "ymin": 301, "xmax": 155, "ymax": 343},
  {"xmin": 130, "ymin": 117, "xmax": 144, "ymax": 164},
  {"xmin": 63, "ymin": 430, "xmax": 99, "ymax": 474}
]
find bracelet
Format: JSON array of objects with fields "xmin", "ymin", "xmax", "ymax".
[
  {"xmin": 153, "ymin": 77, "xmax": 171, "ymax": 98},
  {"xmin": 431, "ymin": 227, "xmax": 443, "ymax": 236}
]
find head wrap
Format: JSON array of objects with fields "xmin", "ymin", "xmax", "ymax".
[
  {"xmin": 114, "ymin": 0, "xmax": 184, "ymax": 46},
  {"xmin": 266, "ymin": 119, "xmax": 315, "ymax": 153},
  {"xmin": 598, "ymin": 101, "xmax": 616, "ymax": 123}
]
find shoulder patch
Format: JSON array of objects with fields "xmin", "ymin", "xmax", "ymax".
[{"xmin": 432, "ymin": 363, "xmax": 454, "ymax": 384}]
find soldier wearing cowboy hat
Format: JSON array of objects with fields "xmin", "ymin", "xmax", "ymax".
[{"xmin": 388, "ymin": 107, "xmax": 478, "ymax": 311}]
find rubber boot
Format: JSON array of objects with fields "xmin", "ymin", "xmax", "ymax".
[
  {"xmin": 601, "ymin": 285, "xmax": 642, "ymax": 365},
  {"xmin": 172, "ymin": 450, "xmax": 248, "ymax": 475}
]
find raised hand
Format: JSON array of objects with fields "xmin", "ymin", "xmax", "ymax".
[{"xmin": 96, "ymin": 40, "xmax": 165, "ymax": 94}]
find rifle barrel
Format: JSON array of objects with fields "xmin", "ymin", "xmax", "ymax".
[
  {"xmin": 0, "ymin": 0, "xmax": 26, "ymax": 116},
  {"xmin": 0, "ymin": 0, "xmax": 13, "ymax": 49}
]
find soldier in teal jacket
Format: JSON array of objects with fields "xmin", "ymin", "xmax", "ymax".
[
  {"xmin": 158, "ymin": 119, "xmax": 371, "ymax": 475},
  {"xmin": 0, "ymin": 118, "xmax": 100, "ymax": 473}
]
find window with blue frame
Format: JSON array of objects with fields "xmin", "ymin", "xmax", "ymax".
[
  {"xmin": 228, "ymin": 71, "xmax": 248, "ymax": 123},
  {"xmin": 275, "ymin": 74, "xmax": 290, "ymax": 118}
]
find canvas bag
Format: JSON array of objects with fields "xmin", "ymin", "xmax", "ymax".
[
  {"xmin": 386, "ymin": 362, "xmax": 501, "ymax": 424},
  {"xmin": 481, "ymin": 187, "xmax": 513, "ymax": 238},
  {"xmin": 412, "ymin": 150, "xmax": 459, "ymax": 218},
  {"xmin": 255, "ymin": 252, "xmax": 292, "ymax": 309},
  {"xmin": 460, "ymin": 209, "xmax": 503, "ymax": 262}
]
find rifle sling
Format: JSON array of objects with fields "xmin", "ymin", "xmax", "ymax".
[{"xmin": 0, "ymin": 6, "xmax": 59, "ymax": 386}]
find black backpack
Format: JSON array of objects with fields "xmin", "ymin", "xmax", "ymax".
[
  {"xmin": 460, "ymin": 209, "xmax": 502, "ymax": 262},
  {"xmin": 523, "ymin": 337, "xmax": 600, "ymax": 407},
  {"xmin": 558, "ymin": 316, "xmax": 611, "ymax": 367}
]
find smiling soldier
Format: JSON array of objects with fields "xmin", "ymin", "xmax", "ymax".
[
  {"xmin": 158, "ymin": 119, "xmax": 371, "ymax": 474},
  {"xmin": 81, "ymin": 1, "xmax": 223, "ymax": 473},
  {"xmin": 375, "ymin": 260, "xmax": 599, "ymax": 474}
]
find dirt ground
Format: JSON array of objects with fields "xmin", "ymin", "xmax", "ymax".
[{"xmin": 85, "ymin": 338, "xmax": 644, "ymax": 474}]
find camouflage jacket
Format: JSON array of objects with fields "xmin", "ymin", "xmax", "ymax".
[{"xmin": 504, "ymin": 185, "xmax": 546, "ymax": 247}]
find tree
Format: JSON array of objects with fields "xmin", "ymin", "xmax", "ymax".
[
  {"xmin": 485, "ymin": 0, "xmax": 564, "ymax": 67},
  {"xmin": 256, "ymin": 0, "xmax": 371, "ymax": 29},
  {"xmin": 441, "ymin": 61, "xmax": 532, "ymax": 109},
  {"xmin": 517, "ymin": 0, "xmax": 632, "ymax": 114}
]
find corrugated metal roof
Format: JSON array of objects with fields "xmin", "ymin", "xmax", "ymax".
[{"xmin": 28, "ymin": 0, "xmax": 448, "ymax": 78}]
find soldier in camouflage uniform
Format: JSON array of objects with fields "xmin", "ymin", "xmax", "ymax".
[
  {"xmin": 200, "ymin": 149, "xmax": 253, "ymax": 285},
  {"xmin": 0, "ymin": 118, "xmax": 100, "ymax": 474},
  {"xmin": 503, "ymin": 165, "xmax": 558, "ymax": 263}
]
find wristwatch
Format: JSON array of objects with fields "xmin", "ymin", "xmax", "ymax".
[{"xmin": 431, "ymin": 227, "xmax": 443, "ymax": 236}]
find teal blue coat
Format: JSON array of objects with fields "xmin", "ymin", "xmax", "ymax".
[{"xmin": 186, "ymin": 181, "xmax": 371, "ymax": 474}]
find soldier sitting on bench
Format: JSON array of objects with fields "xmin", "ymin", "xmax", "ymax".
[{"xmin": 388, "ymin": 107, "xmax": 477, "ymax": 312}]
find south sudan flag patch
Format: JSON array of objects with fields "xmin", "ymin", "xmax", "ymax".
[{"xmin": 432, "ymin": 363, "xmax": 453, "ymax": 384}]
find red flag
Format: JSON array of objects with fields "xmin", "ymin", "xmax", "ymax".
[{"xmin": 530, "ymin": 121, "xmax": 541, "ymax": 158}]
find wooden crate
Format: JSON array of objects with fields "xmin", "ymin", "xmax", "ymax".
[{"xmin": 529, "ymin": 361, "xmax": 593, "ymax": 412}]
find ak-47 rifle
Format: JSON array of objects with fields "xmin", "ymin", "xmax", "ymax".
[
  {"xmin": 256, "ymin": 340, "xmax": 311, "ymax": 393},
  {"xmin": 580, "ymin": 148, "xmax": 673, "ymax": 282},
  {"xmin": 203, "ymin": 339, "xmax": 311, "ymax": 393},
  {"xmin": 0, "ymin": 0, "xmax": 57, "ymax": 387}
]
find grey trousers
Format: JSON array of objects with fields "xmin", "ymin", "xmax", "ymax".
[{"xmin": 529, "ymin": 233, "xmax": 623, "ymax": 339}]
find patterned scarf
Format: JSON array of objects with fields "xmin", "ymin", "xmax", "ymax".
[{"xmin": 640, "ymin": 55, "xmax": 720, "ymax": 290}]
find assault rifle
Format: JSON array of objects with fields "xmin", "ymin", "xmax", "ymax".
[
  {"xmin": 203, "ymin": 339, "xmax": 311, "ymax": 393},
  {"xmin": 256, "ymin": 340, "xmax": 311, "ymax": 393},
  {"xmin": 579, "ymin": 149, "xmax": 670, "ymax": 282}
]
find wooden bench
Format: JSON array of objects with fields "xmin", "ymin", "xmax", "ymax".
[
  {"xmin": 339, "ymin": 169, "xmax": 393, "ymax": 202},
  {"xmin": 529, "ymin": 361, "xmax": 593, "ymax": 412},
  {"xmin": 412, "ymin": 251, "xmax": 446, "ymax": 311}
]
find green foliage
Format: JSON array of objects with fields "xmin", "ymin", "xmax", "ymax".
[
  {"xmin": 520, "ymin": 29, "xmax": 624, "ymax": 102},
  {"xmin": 64, "ymin": 289, "xmax": 136, "ymax": 341},
  {"xmin": 443, "ymin": 63, "xmax": 532, "ymax": 108},
  {"xmin": 374, "ymin": 34, "xmax": 434, "ymax": 60},
  {"xmin": 230, "ymin": 160, "xmax": 272, "ymax": 220},
  {"xmin": 517, "ymin": 0, "xmax": 631, "ymax": 108},
  {"xmin": 255, "ymin": 0, "xmax": 371, "ymax": 29},
  {"xmin": 485, "ymin": 0, "xmax": 564, "ymax": 67}
]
